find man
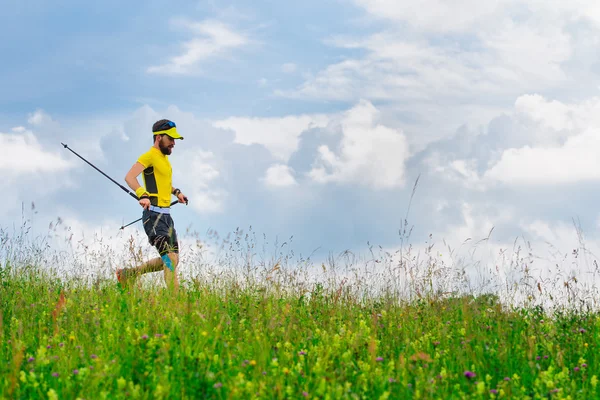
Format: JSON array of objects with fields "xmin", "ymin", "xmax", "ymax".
[{"xmin": 117, "ymin": 119, "xmax": 188, "ymax": 291}]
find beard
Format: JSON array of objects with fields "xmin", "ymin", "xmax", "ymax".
[{"xmin": 158, "ymin": 138, "xmax": 173, "ymax": 155}]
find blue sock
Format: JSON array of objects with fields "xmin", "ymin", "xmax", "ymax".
[{"xmin": 161, "ymin": 254, "xmax": 174, "ymax": 271}]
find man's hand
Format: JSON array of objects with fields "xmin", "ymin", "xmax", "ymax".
[
  {"xmin": 176, "ymin": 192, "xmax": 188, "ymax": 205},
  {"xmin": 139, "ymin": 198, "xmax": 151, "ymax": 209}
]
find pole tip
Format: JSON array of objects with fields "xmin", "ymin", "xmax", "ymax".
[{"xmin": 61, "ymin": 142, "xmax": 67, "ymax": 148}]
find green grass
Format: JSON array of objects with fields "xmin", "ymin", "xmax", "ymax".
[{"xmin": 1, "ymin": 262, "xmax": 598, "ymax": 399}]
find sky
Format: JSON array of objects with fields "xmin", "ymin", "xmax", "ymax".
[{"xmin": 3, "ymin": 0, "xmax": 600, "ymax": 296}]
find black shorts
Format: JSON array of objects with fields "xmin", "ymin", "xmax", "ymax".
[{"xmin": 142, "ymin": 209, "xmax": 179, "ymax": 255}]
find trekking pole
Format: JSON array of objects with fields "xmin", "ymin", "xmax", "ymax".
[
  {"xmin": 61, "ymin": 143, "xmax": 187, "ymax": 230},
  {"xmin": 118, "ymin": 199, "xmax": 181, "ymax": 230},
  {"xmin": 61, "ymin": 142, "xmax": 139, "ymax": 201}
]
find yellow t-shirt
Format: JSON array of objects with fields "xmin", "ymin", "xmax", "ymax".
[{"xmin": 137, "ymin": 147, "xmax": 173, "ymax": 207}]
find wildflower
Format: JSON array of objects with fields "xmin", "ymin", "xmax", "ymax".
[
  {"xmin": 376, "ymin": 357, "xmax": 384, "ymax": 362},
  {"xmin": 580, "ymin": 328, "xmax": 586, "ymax": 334},
  {"xmin": 47, "ymin": 389, "xmax": 58, "ymax": 400},
  {"xmin": 59, "ymin": 343, "xmax": 64, "ymax": 347},
  {"xmin": 298, "ymin": 351, "xmax": 307, "ymax": 356},
  {"xmin": 28, "ymin": 357, "xmax": 35, "ymax": 362},
  {"xmin": 91, "ymin": 354, "xmax": 98, "ymax": 359},
  {"xmin": 536, "ymin": 356, "xmax": 541, "ymax": 360},
  {"xmin": 214, "ymin": 382, "xmax": 223, "ymax": 388},
  {"xmin": 155, "ymin": 334, "xmax": 162, "ymax": 338},
  {"xmin": 47, "ymin": 345, "xmax": 52, "ymax": 349},
  {"xmin": 504, "ymin": 377, "xmax": 510, "ymax": 381},
  {"xmin": 464, "ymin": 371, "xmax": 476, "ymax": 379},
  {"xmin": 302, "ymin": 392, "xmax": 308, "ymax": 397},
  {"xmin": 388, "ymin": 378, "xmax": 396, "ymax": 383},
  {"xmin": 574, "ymin": 367, "xmax": 580, "ymax": 372},
  {"xmin": 544, "ymin": 355, "xmax": 549, "ymax": 359},
  {"xmin": 582, "ymin": 364, "xmax": 588, "ymax": 368},
  {"xmin": 73, "ymin": 369, "xmax": 79, "ymax": 375},
  {"xmin": 52, "ymin": 372, "xmax": 59, "ymax": 377},
  {"xmin": 490, "ymin": 389, "xmax": 498, "ymax": 395},
  {"xmin": 141, "ymin": 335, "xmax": 148, "ymax": 340}
]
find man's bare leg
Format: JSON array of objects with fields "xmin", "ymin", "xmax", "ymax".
[
  {"xmin": 163, "ymin": 252, "xmax": 179, "ymax": 293},
  {"xmin": 117, "ymin": 257, "xmax": 163, "ymax": 287}
]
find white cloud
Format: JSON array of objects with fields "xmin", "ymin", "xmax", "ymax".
[
  {"xmin": 213, "ymin": 114, "xmax": 330, "ymax": 162},
  {"xmin": 27, "ymin": 109, "xmax": 55, "ymax": 126},
  {"xmin": 483, "ymin": 95, "xmax": 600, "ymax": 185},
  {"xmin": 171, "ymin": 148, "xmax": 226, "ymax": 213},
  {"xmin": 354, "ymin": 0, "xmax": 514, "ymax": 33},
  {"xmin": 484, "ymin": 129, "xmax": 600, "ymax": 185},
  {"xmin": 283, "ymin": 20, "xmax": 572, "ymax": 103},
  {"xmin": 308, "ymin": 100, "xmax": 409, "ymax": 189},
  {"xmin": 147, "ymin": 19, "xmax": 249, "ymax": 75},
  {"xmin": 354, "ymin": 0, "xmax": 600, "ymax": 33},
  {"xmin": 281, "ymin": 63, "xmax": 297, "ymax": 73},
  {"xmin": 263, "ymin": 164, "xmax": 297, "ymax": 187},
  {"xmin": 0, "ymin": 130, "xmax": 72, "ymax": 176}
]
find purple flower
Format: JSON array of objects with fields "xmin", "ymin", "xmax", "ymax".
[
  {"xmin": 574, "ymin": 367, "xmax": 580, "ymax": 372},
  {"xmin": 59, "ymin": 343, "xmax": 64, "ymax": 347},
  {"xmin": 214, "ymin": 382, "xmax": 222, "ymax": 388},
  {"xmin": 154, "ymin": 334, "xmax": 162, "ymax": 338},
  {"xmin": 388, "ymin": 377, "xmax": 396, "ymax": 383},
  {"xmin": 582, "ymin": 363, "xmax": 588, "ymax": 368},
  {"xmin": 302, "ymin": 392, "xmax": 309, "ymax": 397},
  {"xmin": 433, "ymin": 341, "xmax": 440, "ymax": 346},
  {"xmin": 544, "ymin": 355, "xmax": 549, "ymax": 359},
  {"xmin": 46, "ymin": 345, "xmax": 52, "ymax": 349},
  {"xmin": 28, "ymin": 357, "xmax": 35, "ymax": 362},
  {"xmin": 536, "ymin": 356, "xmax": 541, "ymax": 360},
  {"xmin": 376, "ymin": 357, "xmax": 384, "ymax": 362},
  {"xmin": 91, "ymin": 354, "xmax": 97, "ymax": 359},
  {"xmin": 141, "ymin": 335, "xmax": 148, "ymax": 340},
  {"xmin": 52, "ymin": 372, "xmax": 59, "ymax": 377},
  {"xmin": 298, "ymin": 351, "xmax": 307, "ymax": 356},
  {"xmin": 504, "ymin": 377, "xmax": 510, "ymax": 381},
  {"xmin": 464, "ymin": 371, "xmax": 476, "ymax": 379},
  {"xmin": 490, "ymin": 389, "xmax": 498, "ymax": 394},
  {"xmin": 580, "ymin": 328, "xmax": 586, "ymax": 333},
  {"xmin": 73, "ymin": 369, "xmax": 79, "ymax": 375}
]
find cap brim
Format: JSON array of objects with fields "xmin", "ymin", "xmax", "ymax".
[{"xmin": 154, "ymin": 127, "xmax": 184, "ymax": 140}]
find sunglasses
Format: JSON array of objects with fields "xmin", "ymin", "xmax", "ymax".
[{"xmin": 157, "ymin": 121, "xmax": 176, "ymax": 130}]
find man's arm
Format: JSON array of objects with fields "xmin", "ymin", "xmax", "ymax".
[{"xmin": 125, "ymin": 162, "xmax": 147, "ymax": 197}]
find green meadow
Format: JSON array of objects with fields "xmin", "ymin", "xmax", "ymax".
[{"xmin": 1, "ymin": 219, "xmax": 599, "ymax": 399}]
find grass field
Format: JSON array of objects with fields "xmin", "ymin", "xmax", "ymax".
[{"xmin": 1, "ymin": 219, "xmax": 600, "ymax": 399}]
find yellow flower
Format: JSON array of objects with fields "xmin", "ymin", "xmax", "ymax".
[
  {"xmin": 118, "ymin": 377, "xmax": 127, "ymax": 390},
  {"xmin": 250, "ymin": 360, "xmax": 257, "ymax": 366}
]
